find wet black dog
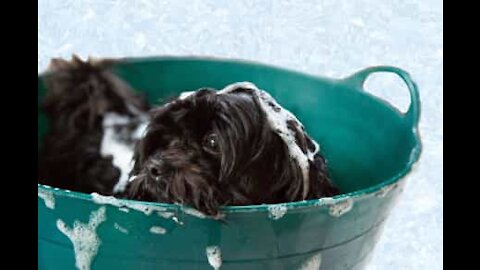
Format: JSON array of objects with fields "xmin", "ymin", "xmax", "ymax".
[
  {"xmin": 122, "ymin": 82, "xmax": 339, "ymax": 216},
  {"xmin": 38, "ymin": 56, "xmax": 150, "ymax": 195},
  {"xmin": 38, "ymin": 57, "xmax": 339, "ymax": 216}
]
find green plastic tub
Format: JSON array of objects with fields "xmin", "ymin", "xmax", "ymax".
[{"xmin": 38, "ymin": 56, "xmax": 421, "ymax": 270}]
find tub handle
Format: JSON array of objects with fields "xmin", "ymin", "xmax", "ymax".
[{"xmin": 341, "ymin": 66, "xmax": 421, "ymax": 128}]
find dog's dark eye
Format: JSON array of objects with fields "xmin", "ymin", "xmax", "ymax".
[{"xmin": 203, "ymin": 133, "xmax": 219, "ymax": 154}]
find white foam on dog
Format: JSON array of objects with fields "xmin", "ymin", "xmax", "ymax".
[
  {"xmin": 219, "ymin": 82, "xmax": 318, "ymax": 199},
  {"xmin": 56, "ymin": 207, "xmax": 107, "ymax": 270},
  {"xmin": 179, "ymin": 91, "xmax": 196, "ymax": 100},
  {"xmin": 206, "ymin": 246, "xmax": 222, "ymax": 270},
  {"xmin": 132, "ymin": 121, "xmax": 149, "ymax": 140}
]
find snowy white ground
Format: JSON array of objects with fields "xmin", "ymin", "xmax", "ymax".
[{"xmin": 38, "ymin": 1, "xmax": 443, "ymax": 269}]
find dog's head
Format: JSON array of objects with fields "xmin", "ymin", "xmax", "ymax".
[
  {"xmin": 123, "ymin": 82, "xmax": 339, "ymax": 216},
  {"xmin": 42, "ymin": 55, "xmax": 148, "ymax": 132}
]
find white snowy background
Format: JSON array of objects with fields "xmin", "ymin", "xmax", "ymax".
[{"xmin": 38, "ymin": 0, "xmax": 443, "ymax": 269}]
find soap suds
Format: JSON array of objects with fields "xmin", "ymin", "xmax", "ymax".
[
  {"xmin": 127, "ymin": 204, "xmax": 162, "ymax": 215},
  {"xmin": 56, "ymin": 207, "xmax": 107, "ymax": 270},
  {"xmin": 206, "ymin": 246, "xmax": 222, "ymax": 270},
  {"xmin": 268, "ymin": 204, "xmax": 288, "ymax": 220},
  {"xmin": 183, "ymin": 207, "xmax": 207, "ymax": 219},
  {"xmin": 149, "ymin": 226, "xmax": 166, "ymax": 234},
  {"xmin": 179, "ymin": 90, "xmax": 195, "ymax": 100},
  {"xmin": 38, "ymin": 190, "xmax": 55, "ymax": 209},
  {"xmin": 298, "ymin": 252, "xmax": 322, "ymax": 270},
  {"xmin": 157, "ymin": 211, "xmax": 174, "ymax": 219},
  {"xmin": 182, "ymin": 207, "xmax": 225, "ymax": 220},
  {"xmin": 132, "ymin": 121, "xmax": 148, "ymax": 140},
  {"xmin": 118, "ymin": 207, "xmax": 130, "ymax": 213},
  {"xmin": 329, "ymin": 198, "xmax": 354, "ymax": 217},
  {"xmin": 91, "ymin": 192, "xmax": 167, "ymax": 216},
  {"xmin": 172, "ymin": 216, "xmax": 184, "ymax": 225},
  {"xmin": 128, "ymin": 175, "xmax": 137, "ymax": 183},
  {"xmin": 91, "ymin": 193, "xmax": 123, "ymax": 208},
  {"xmin": 219, "ymin": 82, "xmax": 317, "ymax": 199},
  {"xmin": 315, "ymin": 197, "xmax": 336, "ymax": 206},
  {"xmin": 114, "ymin": 223, "xmax": 128, "ymax": 234}
]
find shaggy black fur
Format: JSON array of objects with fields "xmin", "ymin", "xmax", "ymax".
[
  {"xmin": 119, "ymin": 88, "xmax": 339, "ymax": 216},
  {"xmin": 38, "ymin": 56, "xmax": 149, "ymax": 195}
]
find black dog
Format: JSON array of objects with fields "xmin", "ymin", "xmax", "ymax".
[
  {"xmin": 121, "ymin": 82, "xmax": 339, "ymax": 216},
  {"xmin": 38, "ymin": 56, "xmax": 150, "ymax": 195},
  {"xmin": 38, "ymin": 57, "xmax": 339, "ymax": 216}
]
